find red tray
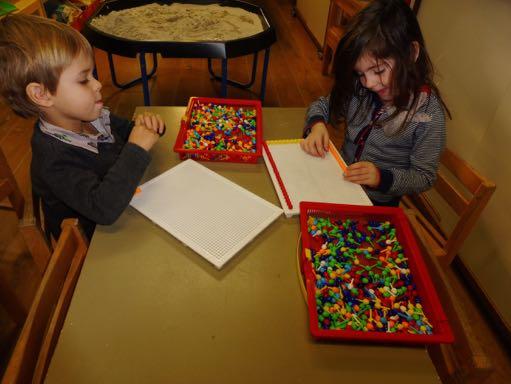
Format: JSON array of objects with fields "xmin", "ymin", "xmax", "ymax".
[
  {"xmin": 299, "ymin": 201, "xmax": 454, "ymax": 344},
  {"xmin": 173, "ymin": 97, "xmax": 263, "ymax": 163},
  {"xmin": 70, "ymin": 0, "xmax": 103, "ymax": 31}
]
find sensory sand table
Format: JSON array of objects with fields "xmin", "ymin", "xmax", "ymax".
[{"xmin": 83, "ymin": 0, "xmax": 276, "ymax": 105}]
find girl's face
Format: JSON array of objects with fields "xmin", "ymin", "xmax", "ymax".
[
  {"xmin": 45, "ymin": 51, "xmax": 103, "ymax": 131},
  {"xmin": 354, "ymin": 52, "xmax": 395, "ymax": 105}
]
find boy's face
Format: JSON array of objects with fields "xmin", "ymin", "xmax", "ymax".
[
  {"xmin": 45, "ymin": 51, "xmax": 103, "ymax": 130},
  {"xmin": 354, "ymin": 52, "xmax": 395, "ymax": 105}
]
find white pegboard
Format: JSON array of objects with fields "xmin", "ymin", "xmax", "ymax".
[
  {"xmin": 263, "ymin": 140, "xmax": 372, "ymax": 217},
  {"xmin": 130, "ymin": 160, "xmax": 282, "ymax": 269}
]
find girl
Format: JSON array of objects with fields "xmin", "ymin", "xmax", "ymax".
[
  {"xmin": 0, "ymin": 15, "xmax": 165, "ymax": 240},
  {"xmin": 301, "ymin": 0, "xmax": 450, "ymax": 206}
]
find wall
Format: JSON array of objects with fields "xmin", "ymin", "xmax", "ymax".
[
  {"xmin": 296, "ymin": 0, "xmax": 330, "ymax": 44},
  {"xmin": 419, "ymin": 0, "xmax": 511, "ymax": 326}
]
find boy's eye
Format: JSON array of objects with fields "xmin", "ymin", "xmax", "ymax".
[{"xmin": 79, "ymin": 79, "xmax": 89, "ymax": 84}]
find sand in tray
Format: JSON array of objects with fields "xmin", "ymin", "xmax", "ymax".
[{"xmin": 90, "ymin": 3, "xmax": 265, "ymax": 42}]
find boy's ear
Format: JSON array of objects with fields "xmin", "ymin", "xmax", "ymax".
[
  {"xmin": 411, "ymin": 41, "xmax": 420, "ymax": 62},
  {"xmin": 26, "ymin": 82, "xmax": 53, "ymax": 108}
]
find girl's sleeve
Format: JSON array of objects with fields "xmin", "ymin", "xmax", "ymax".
[
  {"xmin": 384, "ymin": 102, "xmax": 446, "ymax": 196},
  {"xmin": 303, "ymin": 95, "xmax": 330, "ymax": 137},
  {"xmin": 44, "ymin": 143, "xmax": 151, "ymax": 225}
]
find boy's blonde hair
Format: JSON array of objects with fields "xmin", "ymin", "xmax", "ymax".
[{"xmin": 0, "ymin": 15, "xmax": 93, "ymax": 118}]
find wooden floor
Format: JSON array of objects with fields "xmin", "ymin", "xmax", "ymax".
[{"xmin": 0, "ymin": 0, "xmax": 510, "ymax": 382}]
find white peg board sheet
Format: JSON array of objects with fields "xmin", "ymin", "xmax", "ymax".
[
  {"xmin": 263, "ymin": 140, "xmax": 372, "ymax": 218},
  {"xmin": 130, "ymin": 159, "xmax": 282, "ymax": 269}
]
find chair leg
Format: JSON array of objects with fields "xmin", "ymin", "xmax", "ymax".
[
  {"xmin": 418, "ymin": 240, "xmax": 493, "ymax": 382},
  {"xmin": 0, "ymin": 275, "xmax": 27, "ymax": 324},
  {"xmin": 0, "ymin": 152, "xmax": 25, "ymax": 220},
  {"xmin": 19, "ymin": 222, "xmax": 52, "ymax": 275}
]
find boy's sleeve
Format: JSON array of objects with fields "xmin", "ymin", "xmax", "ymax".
[
  {"xmin": 110, "ymin": 113, "xmax": 134, "ymax": 142},
  {"xmin": 384, "ymin": 104, "xmax": 446, "ymax": 196},
  {"xmin": 303, "ymin": 95, "xmax": 330, "ymax": 137},
  {"xmin": 44, "ymin": 143, "xmax": 151, "ymax": 225}
]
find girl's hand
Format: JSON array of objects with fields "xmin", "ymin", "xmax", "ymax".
[
  {"xmin": 128, "ymin": 114, "xmax": 162, "ymax": 151},
  {"xmin": 345, "ymin": 161, "xmax": 380, "ymax": 188},
  {"xmin": 300, "ymin": 122, "xmax": 330, "ymax": 157}
]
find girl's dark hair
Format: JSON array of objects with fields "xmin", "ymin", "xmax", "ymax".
[{"xmin": 329, "ymin": 0, "xmax": 450, "ymax": 128}]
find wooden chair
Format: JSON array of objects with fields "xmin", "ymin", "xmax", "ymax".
[
  {"xmin": 18, "ymin": 194, "xmax": 52, "ymax": 274},
  {"xmin": 321, "ymin": 0, "xmax": 419, "ymax": 75},
  {"xmin": 0, "ymin": 146, "xmax": 51, "ymax": 274},
  {"xmin": 0, "ymin": 148, "xmax": 25, "ymax": 220},
  {"xmin": 1, "ymin": 219, "xmax": 89, "ymax": 384},
  {"xmin": 422, "ymin": 243, "xmax": 493, "ymax": 383},
  {"xmin": 0, "ymin": 272, "xmax": 28, "ymax": 326},
  {"xmin": 402, "ymin": 148, "xmax": 496, "ymax": 265},
  {"xmin": 0, "ymin": 158, "xmax": 29, "ymax": 333},
  {"xmin": 322, "ymin": 0, "xmax": 366, "ymax": 75},
  {"xmin": 401, "ymin": 148, "xmax": 496, "ymax": 382}
]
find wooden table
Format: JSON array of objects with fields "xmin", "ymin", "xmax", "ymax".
[{"xmin": 45, "ymin": 107, "xmax": 439, "ymax": 383}]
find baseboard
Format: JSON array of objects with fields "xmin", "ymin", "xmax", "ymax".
[
  {"xmin": 453, "ymin": 256, "xmax": 511, "ymax": 352},
  {"xmin": 293, "ymin": 7, "xmax": 323, "ymax": 52}
]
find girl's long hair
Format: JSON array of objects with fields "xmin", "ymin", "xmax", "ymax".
[{"xmin": 329, "ymin": 0, "xmax": 450, "ymax": 129}]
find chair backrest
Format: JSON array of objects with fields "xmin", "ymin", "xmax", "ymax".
[
  {"xmin": 1, "ymin": 219, "xmax": 89, "ymax": 384},
  {"xmin": 0, "ymin": 147, "xmax": 25, "ymax": 219},
  {"xmin": 1, "ymin": 147, "xmax": 51, "ymax": 274},
  {"xmin": 434, "ymin": 148, "xmax": 496, "ymax": 263},
  {"xmin": 403, "ymin": 148, "xmax": 496, "ymax": 265}
]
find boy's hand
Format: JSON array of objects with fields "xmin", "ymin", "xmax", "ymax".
[
  {"xmin": 344, "ymin": 161, "xmax": 380, "ymax": 188},
  {"xmin": 137, "ymin": 112, "xmax": 166, "ymax": 136},
  {"xmin": 128, "ymin": 113, "xmax": 163, "ymax": 151},
  {"xmin": 300, "ymin": 122, "xmax": 330, "ymax": 157}
]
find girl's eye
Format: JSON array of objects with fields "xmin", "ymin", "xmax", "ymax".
[
  {"xmin": 374, "ymin": 69, "xmax": 384, "ymax": 75},
  {"xmin": 79, "ymin": 78, "xmax": 89, "ymax": 84}
]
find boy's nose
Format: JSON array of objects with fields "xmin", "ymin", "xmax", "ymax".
[{"xmin": 92, "ymin": 77, "xmax": 102, "ymax": 91}]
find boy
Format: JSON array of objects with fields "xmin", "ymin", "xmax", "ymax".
[{"xmin": 0, "ymin": 15, "xmax": 164, "ymax": 240}]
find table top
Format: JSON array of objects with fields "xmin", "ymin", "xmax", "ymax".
[{"xmin": 45, "ymin": 107, "xmax": 439, "ymax": 384}]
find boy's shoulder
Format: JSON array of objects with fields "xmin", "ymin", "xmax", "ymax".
[{"xmin": 31, "ymin": 121, "xmax": 80, "ymax": 159}]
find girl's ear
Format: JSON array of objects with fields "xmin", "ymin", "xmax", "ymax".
[
  {"xmin": 26, "ymin": 82, "xmax": 53, "ymax": 108},
  {"xmin": 412, "ymin": 41, "xmax": 420, "ymax": 62}
]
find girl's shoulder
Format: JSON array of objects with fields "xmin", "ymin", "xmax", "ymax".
[
  {"xmin": 416, "ymin": 86, "xmax": 445, "ymax": 116},
  {"xmin": 382, "ymin": 88, "xmax": 445, "ymax": 136}
]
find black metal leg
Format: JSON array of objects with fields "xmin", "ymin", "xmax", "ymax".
[
  {"xmin": 107, "ymin": 52, "xmax": 158, "ymax": 90},
  {"xmin": 139, "ymin": 52, "xmax": 150, "ymax": 106},
  {"xmin": 208, "ymin": 52, "xmax": 258, "ymax": 89},
  {"xmin": 207, "ymin": 58, "xmax": 216, "ymax": 79},
  {"xmin": 221, "ymin": 58, "xmax": 228, "ymax": 98},
  {"xmin": 260, "ymin": 48, "xmax": 271, "ymax": 102},
  {"xmin": 208, "ymin": 50, "xmax": 270, "ymax": 100}
]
